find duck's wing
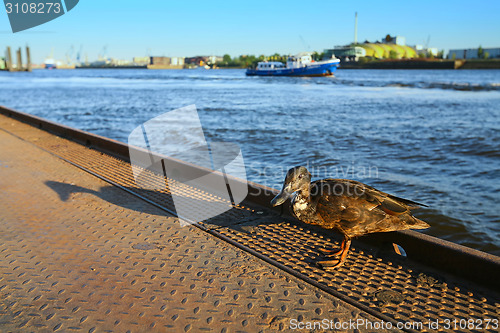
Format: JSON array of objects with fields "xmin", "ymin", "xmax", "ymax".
[
  {"xmin": 318, "ymin": 179, "xmax": 426, "ymax": 213},
  {"xmin": 311, "ymin": 179, "xmax": 429, "ymax": 237},
  {"xmin": 367, "ymin": 183, "xmax": 427, "ymax": 209}
]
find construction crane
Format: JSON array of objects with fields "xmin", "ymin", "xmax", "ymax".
[
  {"xmin": 65, "ymin": 45, "xmax": 74, "ymax": 65},
  {"xmin": 299, "ymin": 35, "xmax": 310, "ymax": 51},
  {"xmin": 76, "ymin": 45, "xmax": 83, "ymax": 65},
  {"xmin": 424, "ymin": 35, "xmax": 430, "ymax": 49},
  {"xmin": 98, "ymin": 45, "xmax": 108, "ymax": 61}
]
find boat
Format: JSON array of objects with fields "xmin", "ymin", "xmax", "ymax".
[
  {"xmin": 246, "ymin": 52, "xmax": 340, "ymax": 77},
  {"xmin": 44, "ymin": 58, "xmax": 56, "ymax": 70}
]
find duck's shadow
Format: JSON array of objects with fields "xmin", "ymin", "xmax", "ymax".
[
  {"xmin": 44, "ymin": 180, "xmax": 404, "ymax": 267},
  {"xmin": 44, "ymin": 180, "xmax": 279, "ymax": 230},
  {"xmin": 45, "ymin": 180, "xmax": 170, "ymax": 216}
]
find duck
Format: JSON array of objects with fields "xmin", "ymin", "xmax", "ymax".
[{"xmin": 271, "ymin": 166, "xmax": 430, "ymax": 270}]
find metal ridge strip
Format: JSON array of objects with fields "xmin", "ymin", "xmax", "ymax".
[{"xmin": 1, "ymin": 104, "xmax": 499, "ymax": 290}]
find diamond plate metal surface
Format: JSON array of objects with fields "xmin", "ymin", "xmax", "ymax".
[
  {"xmin": 0, "ymin": 116, "xmax": 396, "ymax": 332},
  {"xmin": 1, "ymin": 113, "xmax": 499, "ymax": 332}
]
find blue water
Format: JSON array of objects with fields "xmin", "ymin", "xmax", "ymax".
[{"xmin": 1, "ymin": 68, "xmax": 499, "ymax": 255}]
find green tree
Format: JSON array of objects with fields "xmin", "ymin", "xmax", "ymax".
[
  {"xmin": 389, "ymin": 50, "xmax": 398, "ymax": 59},
  {"xmin": 311, "ymin": 51, "xmax": 325, "ymax": 61},
  {"xmin": 478, "ymin": 46, "xmax": 484, "ymax": 59},
  {"xmin": 358, "ymin": 57, "xmax": 369, "ymax": 64},
  {"xmin": 484, "ymin": 52, "xmax": 489, "ymax": 59},
  {"xmin": 271, "ymin": 53, "xmax": 281, "ymax": 61},
  {"xmin": 223, "ymin": 54, "xmax": 231, "ymax": 63}
]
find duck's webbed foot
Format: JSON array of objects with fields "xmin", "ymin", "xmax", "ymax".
[
  {"xmin": 317, "ymin": 239, "xmax": 351, "ymax": 270},
  {"xmin": 318, "ymin": 239, "xmax": 346, "ymax": 256},
  {"xmin": 317, "ymin": 258, "xmax": 343, "ymax": 270}
]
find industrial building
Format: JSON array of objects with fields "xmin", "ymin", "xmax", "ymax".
[
  {"xmin": 448, "ymin": 47, "xmax": 500, "ymax": 59},
  {"xmin": 324, "ymin": 36, "xmax": 418, "ymax": 62},
  {"xmin": 326, "ymin": 13, "xmax": 438, "ymax": 62},
  {"xmin": 133, "ymin": 56, "xmax": 150, "ymax": 65},
  {"xmin": 323, "ymin": 46, "xmax": 366, "ymax": 62},
  {"xmin": 184, "ymin": 56, "xmax": 223, "ymax": 68},
  {"xmin": 147, "ymin": 56, "xmax": 185, "ymax": 69},
  {"xmin": 360, "ymin": 42, "xmax": 416, "ymax": 59}
]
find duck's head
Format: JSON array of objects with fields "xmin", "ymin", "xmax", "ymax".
[{"xmin": 271, "ymin": 166, "xmax": 311, "ymax": 207}]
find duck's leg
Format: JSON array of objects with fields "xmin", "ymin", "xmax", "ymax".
[
  {"xmin": 318, "ymin": 239, "xmax": 346, "ymax": 256},
  {"xmin": 317, "ymin": 239, "xmax": 352, "ymax": 270}
]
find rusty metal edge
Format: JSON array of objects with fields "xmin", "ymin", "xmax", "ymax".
[{"xmin": 1, "ymin": 104, "xmax": 499, "ymax": 292}]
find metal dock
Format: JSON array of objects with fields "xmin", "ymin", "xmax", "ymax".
[{"xmin": 0, "ymin": 106, "xmax": 499, "ymax": 332}]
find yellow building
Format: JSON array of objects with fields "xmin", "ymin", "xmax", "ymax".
[
  {"xmin": 401, "ymin": 45, "xmax": 417, "ymax": 58},
  {"xmin": 377, "ymin": 44, "xmax": 392, "ymax": 58},
  {"xmin": 359, "ymin": 43, "xmax": 417, "ymax": 59},
  {"xmin": 325, "ymin": 42, "xmax": 418, "ymax": 61},
  {"xmin": 362, "ymin": 44, "xmax": 385, "ymax": 58}
]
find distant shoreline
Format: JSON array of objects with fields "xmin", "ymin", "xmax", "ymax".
[
  {"xmin": 26, "ymin": 59, "xmax": 500, "ymax": 71},
  {"xmin": 340, "ymin": 59, "xmax": 500, "ymax": 70}
]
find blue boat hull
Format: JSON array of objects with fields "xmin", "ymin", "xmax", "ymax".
[{"xmin": 246, "ymin": 60, "xmax": 340, "ymax": 77}]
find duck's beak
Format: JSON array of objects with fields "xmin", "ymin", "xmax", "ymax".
[{"xmin": 271, "ymin": 184, "xmax": 293, "ymax": 207}]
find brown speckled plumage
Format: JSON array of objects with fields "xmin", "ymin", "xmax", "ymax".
[{"xmin": 271, "ymin": 166, "xmax": 430, "ymax": 269}]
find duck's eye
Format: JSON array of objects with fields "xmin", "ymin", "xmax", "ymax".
[{"xmin": 298, "ymin": 174, "xmax": 303, "ymax": 179}]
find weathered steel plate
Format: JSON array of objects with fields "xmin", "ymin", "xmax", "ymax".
[
  {"xmin": 0, "ymin": 124, "xmax": 396, "ymax": 333},
  {"xmin": 1, "ymin": 112, "xmax": 499, "ymax": 332}
]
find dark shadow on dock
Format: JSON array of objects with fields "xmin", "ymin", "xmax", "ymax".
[
  {"xmin": 44, "ymin": 180, "xmax": 403, "ymax": 264},
  {"xmin": 44, "ymin": 180, "xmax": 280, "ymax": 230}
]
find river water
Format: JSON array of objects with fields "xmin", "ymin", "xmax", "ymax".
[{"xmin": 1, "ymin": 68, "xmax": 499, "ymax": 255}]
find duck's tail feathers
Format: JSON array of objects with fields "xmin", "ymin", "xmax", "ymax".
[
  {"xmin": 388, "ymin": 194, "xmax": 428, "ymax": 208},
  {"xmin": 401, "ymin": 214, "xmax": 430, "ymax": 230}
]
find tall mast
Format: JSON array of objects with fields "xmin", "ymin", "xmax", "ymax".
[{"xmin": 354, "ymin": 12, "xmax": 358, "ymax": 45}]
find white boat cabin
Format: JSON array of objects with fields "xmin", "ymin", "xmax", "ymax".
[
  {"xmin": 254, "ymin": 53, "xmax": 319, "ymax": 71},
  {"xmin": 256, "ymin": 61, "xmax": 285, "ymax": 70},
  {"xmin": 287, "ymin": 53, "xmax": 313, "ymax": 69}
]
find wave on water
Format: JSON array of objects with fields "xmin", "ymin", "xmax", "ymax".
[
  {"xmin": 336, "ymin": 78, "xmax": 500, "ymax": 91},
  {"xmin": 3, "ymin": 69, "xmax": 499, "ymax": 92}
]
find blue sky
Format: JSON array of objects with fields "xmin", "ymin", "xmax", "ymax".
[{"xmin": 1, "ymin": 0, "xmax": 500, "ymax": 63}]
